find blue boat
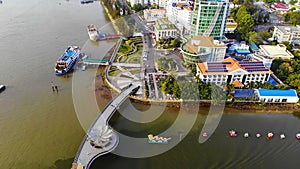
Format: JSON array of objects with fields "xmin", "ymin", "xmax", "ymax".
[
  {"xmin": 147, "ymin": 134, "xmax": 171, "ymax": 144},
  {"xmin": 55, "ymin": 46, "xmax": 80, "ymax": 75}
]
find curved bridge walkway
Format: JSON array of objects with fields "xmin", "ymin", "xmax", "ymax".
[{"xmin": 72, "ymin": 84, "xmax": 137, "ymax": 169}]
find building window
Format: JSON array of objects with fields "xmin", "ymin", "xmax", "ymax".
[
  {"xmin": 282, "ymin": 99, "xmax": 287, "ymax": 102},
  {"xmin": 275, "ymin": 98, "xmax": 280, "ymax": 102},
  {"xmin": 267, "ymin": 98, "xmax": 273, "ymax": 102},
  {"xmin": 261, "ymin": 98, "xmax": 266, "ymax": 102}
]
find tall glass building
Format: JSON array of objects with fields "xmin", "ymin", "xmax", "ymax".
[{"xmin": 191, "ymin": 0, "xmax": 229, "ymax": 40}]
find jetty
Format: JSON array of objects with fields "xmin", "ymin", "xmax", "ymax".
[
  {"xmin": 82, "ymin": 58, "xmax": 109, "ymax": 66},
  {"xmin": 72, "ymin": 84, "xmax": 138, "ymax": 169},
  {"xmin": 98, "ymin": 33, "xmax": 122, "ymax": 41}
]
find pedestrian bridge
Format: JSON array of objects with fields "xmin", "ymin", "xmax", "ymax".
[{"xmin": 72, "ymin": 84, "xmax": 139, "ymax": 169}]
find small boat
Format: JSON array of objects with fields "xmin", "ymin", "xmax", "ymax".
[
  {"xmin": 55, "ymin": 46, "xmax": 80, "ymax": 75},
  {"xmin": 148, "ymin": 134, "xmax": 171, "ymax": 144},
  {"xmin": 87, "ymin": 24, "xmax": 99, "ymax": 41},
  {"xmin": 267, "ymin": 132, "xmax": 274, "ymax": 139},
  {"xmin": 296, "ymin": 133, "xmax": 300, "ymax": 139},
  {"xmin": 256, "ymin": 133, "xmax": 261, "ymax": 138},
  {"xmin": 81, "ymin": 0, "xmax": 94, "ymax": 4},
  {"xmin": 0, "ymin": 84, "xmax": 5, "ymax": 92},
  {"xmin": 244, "ymin": 132, "xmax": 249, "ymax": 138},
  {"xmin": 280, "ymin": 134, "xmax": 285, "ymax": 139},
  {"xmin": 229, "ymin": 130, "xmax": 237, "ymax": 137},
  {"xmin": 202, "ymin": 132, "xmax": 208, "ymax": 137},
  {"xmin": 81, "ymin": 65, "xmax": 86, "ymax": 71}
]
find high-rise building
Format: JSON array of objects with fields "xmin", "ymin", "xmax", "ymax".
[{"xmin": 191, "ymin": 0, "xmax": 229, "ymax": 40}]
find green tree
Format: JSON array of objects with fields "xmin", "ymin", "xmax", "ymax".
[
  {"xmin": 171, "ymin": 39, "xmax": 180, "ymax": 47},
  {"xmin": 258, "ymin": 31, "xmax": 272, "ymax": 40},
  {"xmin": 246, "ymin": 31, "xmax": 259, "ymax": 43},
  {"xmin": 290, "ymin": 11, "xmax": 300, "ymax": 25},
  {"xmin": 236, "ymin": 13, "xmax": 254, "ymax": 39},
  {"xmin": 286, "ymin": 73, "xmax": 300, "ymax": 89},
  {"xmin": 264, "ymin": 12, "xmax": 270, "ymax": 23},
  {"xmin": 282, "ymin": 41, "xmax": 293, "ymax": 51}
]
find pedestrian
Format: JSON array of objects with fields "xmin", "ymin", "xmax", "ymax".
[{"xmin": 55, "ymin": 85, "xmax": 58, "ymax": 92}]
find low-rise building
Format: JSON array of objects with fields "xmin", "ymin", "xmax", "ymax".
[
  {"xmin": 181, "ymin": 36, "xmax": 226, "ymax": 65},
  {"xmin": 154, "ymin": 18, "xmax": 178, "ymax": 41},
  {"xmin": 225, "ymin": 17, "xmax": 237, "ymax": 33},
  {"xmin": 196, "ymin": 57, "xmax": 272, "ymax": 86},
  {"xmin": 256, "ymin": 89, "xmax": 299, "ymax": 103},
  {"xmin": 272, "ymin": 25, "xmax": 300, "ymax": 44},
  {"xmin": 128, "ymin": 0, "xmax": 144, "ymax": 6},
  {"xmin": 144, "ymin": 9, "xmax": 166, "ymax": 22},
  {"xmin": 259, "ymin": 44, "xmax": 294, "ymax": 60},
  {"xmin": 271, "ymin": 2, "xmax": 289, "ymax": 14},
  {"xmin": 166, "ymin": 2, "xmax": 194, "ymax": 32}
]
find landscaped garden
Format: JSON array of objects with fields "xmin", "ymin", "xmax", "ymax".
[
  {"xmin": 157, "ymin": 38, "xmax": 180, "ymax": 49},
  {"xmin": 157, "ymin": 57, "xmax": 177, "ymax": 72}
]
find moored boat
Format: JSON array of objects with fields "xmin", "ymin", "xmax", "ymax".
[
  {"xmin": 55, "ymin": 46, "xmax": 80, "ymax": 75},
  {"xmin": 267, "ymin": 132, "xmax": 274, "ymax": 139},
  {"xmin": 202, "ymin": 132, "xmax": 208, "ymax": 137},
  {"xmin": 148, "ymin": 134, "xmax": 171, "ymax": 144},
  {"xmin": 0, "ymin": 84, "xmax": 5, "ymax": 92},
  {"xmin": 229, "ymin": 130, "xmax": 237, "ymax": 137},
  {"xmin": 87, "ymin": 24, "xmax": 99, "ymax": 41},
  {"xmin": 256, "ymin": 133, "xmax": 261, "ymax": 138}
]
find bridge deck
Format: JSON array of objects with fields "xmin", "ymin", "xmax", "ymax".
[{"xmin": 73, "ymin": 85, "xmax": 137, "ymax": 169}]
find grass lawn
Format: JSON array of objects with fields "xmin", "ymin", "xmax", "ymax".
[
  {"xmin": 128, "ymin": 56, "xmax": 140, "ymax": 64},
  {"xmin": 108, "ymin": 69, "xmax": 122, "ymax": 76},
  {"xmin": 119, "ymin": 55, "xmax": 129, "ymax": 63},
  {"xmin": 129, "ymin": 69, "xmax": 140, "ymax": 75}
]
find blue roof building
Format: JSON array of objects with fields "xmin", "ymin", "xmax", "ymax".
[{"xmin": 256, "ymin": 89, "xmax": 299, "ymax": 103}]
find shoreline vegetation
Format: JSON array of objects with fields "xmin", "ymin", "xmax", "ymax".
[
  {"xmin": 100, "ymin": 1, "xmax": 121, "ymax": 34},
  {"xmin": 99, "ymin": 1, "xmax": 300, "ymax": 113}
]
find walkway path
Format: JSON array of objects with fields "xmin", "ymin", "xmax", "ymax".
[{"xmin": 72, "ymin": 84, "xmax": 138, "ymax": 169}]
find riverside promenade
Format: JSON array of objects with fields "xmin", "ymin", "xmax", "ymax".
[{"xmin": 72, "ymin": 84, "xmax": 138, "ymax": 169}]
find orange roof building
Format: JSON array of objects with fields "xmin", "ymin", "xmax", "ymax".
[{"xmin": 195, "ymin": 57, "xmax": 273, "ymax": 86}]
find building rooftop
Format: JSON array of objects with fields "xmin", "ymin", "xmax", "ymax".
[
  {"xmin": 257, "ymin": 89, "xmax": 298, "ymax": 97},
  {"xmin": 197, "ymin": 57, "xmax": 272, "ymax": 75},
  {"xmin": 155, "ymin": 18, "xmax": 176, "ymax": 30},
  {"xmin": 184, "ymin": 36, "xmax": 225, "ymax": 54},
  {"xmin": 272, "ymin": 2, "xmax": 289, "ymax": 9},
  {"xmin": 259, "ymin": 44, "xmax": 294, "ymax": 59},
  {"xmin": 232, "ymin": 80, "xmax": 244, "ymax": 87},
  {"xmin": 144, "ymin": 9, "xmax": 166, "ymax": 14},
  {"xmin": 276, "ymin": 25, "xmax": 300, "ymax": 34},
  {"xmin": 250, "ymin": 42, "xmax": 259, "ymax": 51}
]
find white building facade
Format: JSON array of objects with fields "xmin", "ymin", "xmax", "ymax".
[
  {"xmin": 144, "ymin": 9, "xmax": 166, "ymax": 22},
  {"xmin": 154, "ymin": 18, "xmax": 178, "ymax": 41},
  {"xmin": 196, "ymin": 57, "xmax": 272, "ymax": 86},
  {"xmin": 256, "ymin": 89, "xmax": 299, "ymax": 103},
  {"xmin": 181, "ymin": 36, "xmax": 226, "ymax": 65},
  {"xmin": 272, "ymin": 25, "xmax": 300, "ymax": 44},
  {"xmin": 166, "ymin": 2, "xmax": 193, "ymax": 32}
]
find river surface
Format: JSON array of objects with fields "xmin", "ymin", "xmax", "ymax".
[{"xmin": 1, "ymin": 1, "xmax": 300, "ymax": 169}]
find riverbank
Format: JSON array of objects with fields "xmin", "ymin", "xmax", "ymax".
[
  {"xmin": 128, "ymin": 96, "xmax": 300, "ymax": 113},
  {"xmin": 100, "ymin": 1, "xmax": 121, "ymax": 34}
]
